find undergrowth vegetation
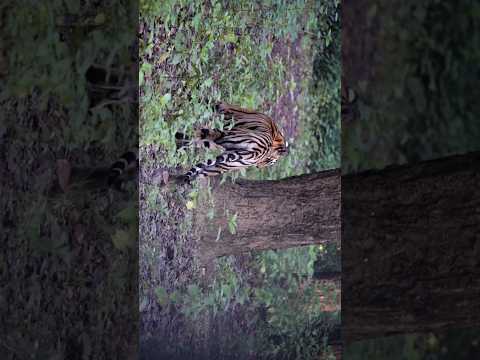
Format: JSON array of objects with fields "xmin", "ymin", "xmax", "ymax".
[{"xmin": 140, "ymin": 0, "xmax": 340, "ymax": 358}]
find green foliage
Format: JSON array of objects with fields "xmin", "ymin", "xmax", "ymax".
[
  {"xmin": 253, "ymin": 247, "xmax": 338, "ymax": 358},
  {"xmin": 167, "ymin": 245, "xmax": 338, "ymax": 358},
  {"xmin": 170, "ymin": 257, "xmax": 250, "ymax": 319},
  {"xmin": 226, "ymin": 210, "xmax": 238, "ymax": 235}
]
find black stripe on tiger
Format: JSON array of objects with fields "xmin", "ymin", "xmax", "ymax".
[{"xmin": 107, "ymin": 151, "xmax": 137, "ymax": 187}]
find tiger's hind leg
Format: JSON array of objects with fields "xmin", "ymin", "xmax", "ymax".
[
  {"xmin": 183, "ymin": 150, "xmax": 254, "ymax": 182},
  {"xmin": 193, "ymin": 128, "xmax": 226, "ymax": 150},
  {"xmin": 175, "ymin": 128, "xmax": 226, "ymax": 151}
]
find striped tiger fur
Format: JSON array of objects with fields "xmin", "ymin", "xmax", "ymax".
[
  {"xmin": 107, "ymin": 151, "xmax": 138, "ymax": 190},
  {"xmin": 175, "ymin": 102, "xmax": 288, "ymax": 183}
]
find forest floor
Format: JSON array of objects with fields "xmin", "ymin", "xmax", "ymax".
[{"xmin": 139, "ymin": 24, "xmax": 313, "ymax": 360}]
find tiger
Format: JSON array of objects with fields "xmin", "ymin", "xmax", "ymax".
[{"xmin": 174, "ymin": 102, "xmax": 289, "ymax": 183}]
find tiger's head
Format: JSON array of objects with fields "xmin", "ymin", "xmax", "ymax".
[
  {"xmin": 259, "ymin": 141, "xmax": 289, "ymax": 168},
  {"xmin": 256, "ymin": 131, "xmax": 289, "ymax": 168}
]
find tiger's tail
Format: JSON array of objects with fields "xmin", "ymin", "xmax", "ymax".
[
  {"xmin": 175, "ymin": 132, "xmax": 190, "ymax": 149},
  {"xmin": 107, "ymin": 151, "xmax": 138, "ymax": 189}
]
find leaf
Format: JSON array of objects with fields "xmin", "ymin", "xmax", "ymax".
[
  {"xmin": 186, "ymin": 200, "xmax": 196, "ymax": 210},
  {"xmin": 139, "ymin": 296, "xmax": 148, "ymax": 312},
  {"xmin": 188, "ymin": 190, "xmax": 198, "ymax": 199},
  {"xmin": 192, "ymin": 13, "xmax": 202, "ymax": 32},
  {"xmin": 155, "ymin": 287, "xmax": 169, "ymax": 306},
  {"xmin": 94, "ymin": 13, "xmax": 106, "ymax": 25},
  {"xmin": 222, "ymin": 284, "xmax": 232, "ymax": 299},
  {"xmin": 169, "ymin": 291, "xmax": 181, "ymax": 304},
  {"xmin": 227, "ymin": 212, "xmax": 238, "ymax": 234},
  {"xmin": 141, "ymin": 62, "xmax": 152, "ymax": 76},
  {"xmin": 159, "ymin": 51, "xmax": 170, "ymax": 64},
  {"xmin": 111, "ymin": 229, "xmax": 132, "ymax": 251},
  {"xmin": 207, "ymin": 208, "xmax": 215, "ymax": 220},
  {"xmin": 224, "ymin": 33, "xmax": 237, "ymax": 43},
  {"xmin": 204, "ymin": 78, "xmax": 213, "ymax": 88},
  {"xmin": 187, "ymin": 284, "xmax": 201, "ymax": 299},
  {"xmin": 116, "ymin": 204, "xmax": 137, "ymax": 223},
  {"xmin": 160, "ymin": 93, "xmax": 172, "ymax": 106},
  {"xmin": 170, "ymin": 53, "xmax": 182, "ymax": 65},
  {"xmin": 228, "ymin": 219, "xmax": 237, "ymax": 234}
]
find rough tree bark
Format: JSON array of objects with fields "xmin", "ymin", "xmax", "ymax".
[
  {"xmin": 343, "ymin": 151, "xmax": 480, "ymax": 343},
  {"xmin": 195, "ymin": 169, "xmax": 341, "ymax": 263}
]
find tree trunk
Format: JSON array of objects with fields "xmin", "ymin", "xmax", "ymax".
[
  {"xmin": 196, "ymin": 169, "xmax": 341, "ymax": 262},
  {"xmin": 342, "ymin": 151, "xmax": 480, "ymax": 343}
]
